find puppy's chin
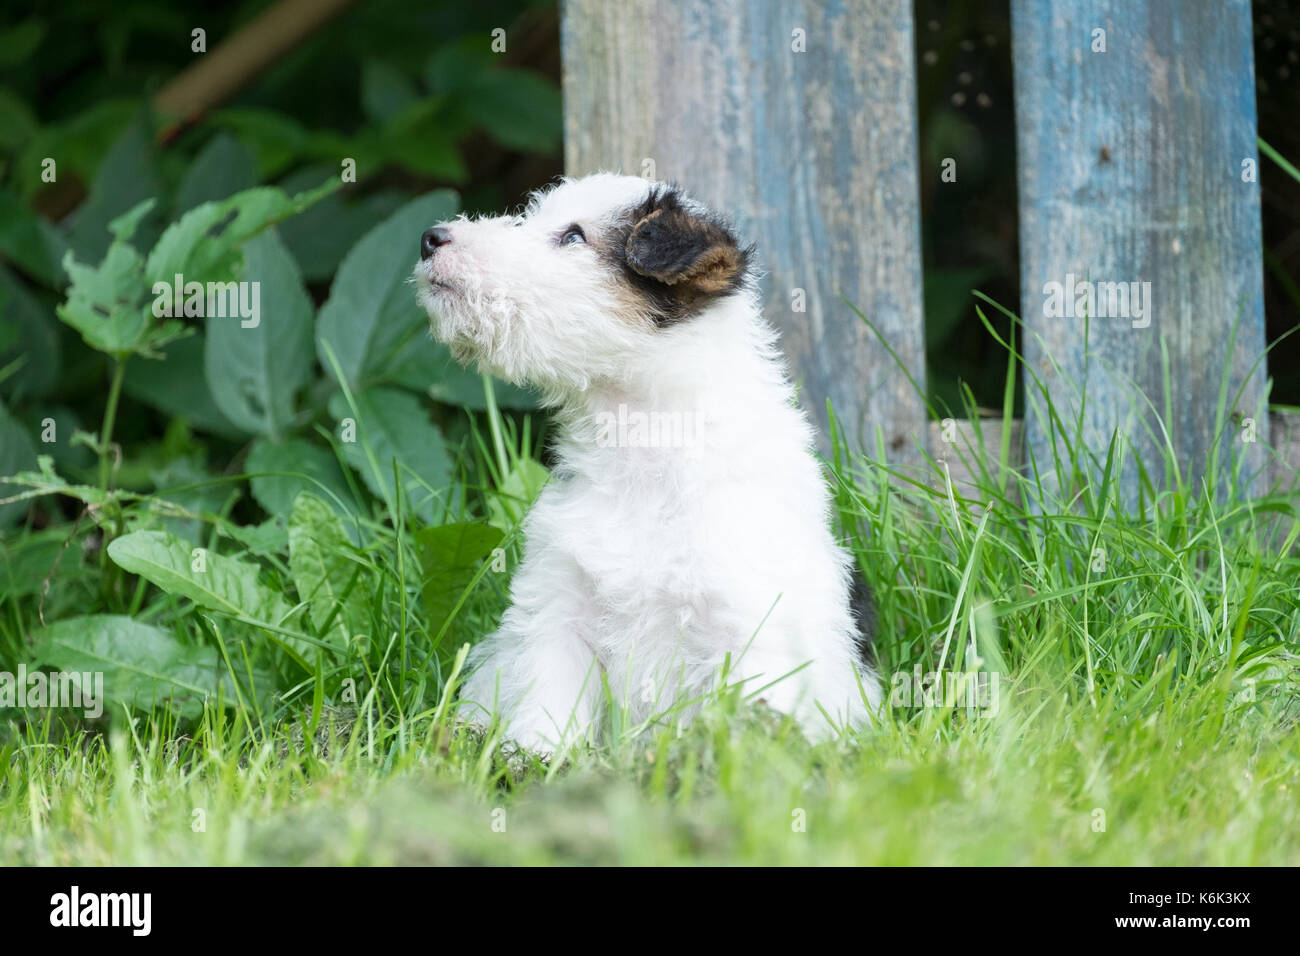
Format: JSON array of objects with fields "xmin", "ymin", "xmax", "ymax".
[
  {"xmin": 417, "ymin": 281, "xmax": 473, "ymax": 350},
  {"xmin": 415, "ymin": 278, "xmax": 452, "ymax": 321},
  {"xmin": 436, "ymin": 326, "xmax": 514, "ymax": 383},
  {"xmin": 429, "ymin": 318, "xmax": 481, "ymax": 365}
]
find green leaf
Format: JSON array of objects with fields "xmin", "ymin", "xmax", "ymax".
[
  {"xmin": 0, "ymin": 529, "xmax": 91, "ymax": 601},
  {"xmin": 145, "ymin": 180, "xmax": 337, "ymax": 292},
  {"xmin": 122, "ymin": 335, "xmax": 243, "ymax": 438},
  {"xmin": 204, "ymin": 229, "xmax": 314, "ymax": 439},
  {"xmin": 467, "ymin": 68, "xmax": 562, "ymax": 154},
  {"xmin": 361, "ymin": 59, "xmax": 419, "ymax": 124},
  {"xmin": 0, "ymin": 263, "xmax": 60, "ymax": 399},
  {"xmin": 288, "ymin": 491, "xmax": 368, "ymax": 651},
  {"xmin": 328, "ymin": 386, "xmax": 452, "ymax": 524},
  {"xmin": 59, "ymin": 181, "xmax": 331, "ymax": 362},
  {"xmin": 389, "ymin": 336, "xmax": 537, "ymax": 410},
  {"xmin": 109, "ymin": 198, "xmax": 157, "ymax": 242},
  {"xmin": 302, "ymin": 127, "xmax": 386, "ymax": 174},
  {"xmin": 68, "ymin": 115, "xmax": 162, "ymax": 263},
  {"xmin": 423, "ymin": 43, "xmax": 490, "ymax": 94},
  {"xmin": 422, "ymin": 46, "xmax": 561, "ymax": 155},
  {"xmin": 223, "ymin": 517, "xmax": 289, "ymax": 557},
  {"xmin": 414, "ymin": 521, "xmax": 503, "ymax": 644},
  {"xmin": 487, "ymin": 456, "xmax": 549, "ymax": 532},
  {"xmin": 0, "ymin": 398, "xmax": 39, "ymax": 525},
  {"xmin": 30, "ymin": 614, "xmax": 243, "ymax": 719},
  {"xmin": 150, "ymin": 457, "xmax": 234, "ymax": 544},
  {"xmin": 382, "ymin": 100, "xmax": 469, "ymax": 180},
  {"xmin": 2, "ymin": 454, "xmax": 110, "ymax": 512},
  {"xmin": 106, "ymin": 531, "xmax": 301, "ymax": 654},
  {"xmin": 55, "ymin": 238, "xmax": 150, "ymax": 355},
  {"xmin": 209, "ymin": 107, "xmax": 308, "ymax": 179},
  {"xmin": 246, "ymin": 436, "xmax": 352, "ymax": 520},
  {"xmin": 276, "ymin": 166, "xmax": 406, "ymax": 283},
  {"xmin": 315, "ymin": 190, "xmax": 459, "ymax": 390},
  {"xmin": 0, "ymin": 189, "xmax": 68, "ymax": 287},
  {"xmin": 56, "ymin": 196, "xmax": 174, "ymax": 358},
  {"xmin": 174, "ymin": 132, "xmax": 258, "ymax": 215}
]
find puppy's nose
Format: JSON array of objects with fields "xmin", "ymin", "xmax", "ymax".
[{"xmin": 420, "ymin": 226, "xmax": 453, "ymax": 260}]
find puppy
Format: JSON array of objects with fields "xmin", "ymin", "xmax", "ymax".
[{"xmin": 414, "ymin": 174, "xmax": 880, "ymax": 753}]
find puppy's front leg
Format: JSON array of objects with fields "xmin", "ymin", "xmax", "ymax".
[{"xmin": 456, "ymin": 560, "xmax": 603, "ymax": 755}]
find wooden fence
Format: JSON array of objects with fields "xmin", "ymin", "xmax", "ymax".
[{"xmin": 561, "ymin": 0, "xmax": 1296, "ymax": 499}]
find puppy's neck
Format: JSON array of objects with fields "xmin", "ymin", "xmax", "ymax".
[{"xmin": 553, "ymin": 293, "xmax": 800, "ymax": 461}]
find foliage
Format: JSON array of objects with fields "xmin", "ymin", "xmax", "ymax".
[
  {"xmin": 0, "ymin": 0, "xmax": 555, "ymax": 729},
  {"xmin": 1, "ymin": 174, "xmax": 552, "ymax": 723}
]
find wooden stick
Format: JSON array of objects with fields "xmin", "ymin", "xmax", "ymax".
[{"xmin": 153, "ymin": 0, "xmax": 358, "ymax": 126}]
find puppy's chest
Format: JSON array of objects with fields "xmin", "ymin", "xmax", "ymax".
[{"xmin": 536, "ymin": 457, "xmax": 714, "ymax": 599}]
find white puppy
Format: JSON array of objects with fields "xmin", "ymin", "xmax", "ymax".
[{"xmin": 414, "ymin": 173, "xmax": 880, "ymax": 753}]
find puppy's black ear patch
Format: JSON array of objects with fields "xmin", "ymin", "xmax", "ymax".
[
  {"xmin": 626, "ymin": 205, "xmax": 745, "ymax": 294},
  {"xmin": 609, "ymin": 186, "xmax": 751, "ymax": 325}
]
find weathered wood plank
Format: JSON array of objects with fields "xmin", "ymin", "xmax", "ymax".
[
  {"xmin": 561, "ymin": 0, "xmax": 929, "ymax": 461},
  {"xmin": 1010, "ymin": 0, "xmax": 1269, "ymax": 501}
]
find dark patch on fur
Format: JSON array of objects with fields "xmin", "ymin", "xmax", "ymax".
[
  {"xmin": 850, "ymin": 571, "xmax": 877, "ymax": 668},
  {"xmin": 600, "ymin": 184, "xmax": 752, "ymax": 327}
]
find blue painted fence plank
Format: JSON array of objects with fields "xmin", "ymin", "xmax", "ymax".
[{"xmin": 1011, "ymin": 0, "xmax": 1269, "ymax": 502}]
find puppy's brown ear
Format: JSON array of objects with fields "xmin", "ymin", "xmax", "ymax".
[{"xmin": 625, "ymin": 195, "xmax": 748, "ymax": 296}]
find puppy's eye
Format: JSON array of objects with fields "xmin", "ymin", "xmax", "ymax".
[{"xmin": 559, "ymin": 225, "xmax": 586, "ymax": 246}]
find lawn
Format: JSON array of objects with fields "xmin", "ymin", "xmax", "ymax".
[{"xmin": 3, "ymin": 363, "xmax": 1297, "ymax": 865}]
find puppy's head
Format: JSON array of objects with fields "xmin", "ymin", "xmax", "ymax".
[{"xmin": 413, "ymin": 174, "xmax": 751, "ymax": 396}]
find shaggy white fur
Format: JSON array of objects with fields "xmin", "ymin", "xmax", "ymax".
[{"xmin": 414, "ymin": 173, "xmax": 879, "ymax": 753}]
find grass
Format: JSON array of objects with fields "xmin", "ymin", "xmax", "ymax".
[
  {"xmin": 6, "ymin": 670, "xmax": 1298, "ymax": 865},
  {"xmin": 2, "ymin": 315, "xmax": 1299, "ymax": 866}
]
